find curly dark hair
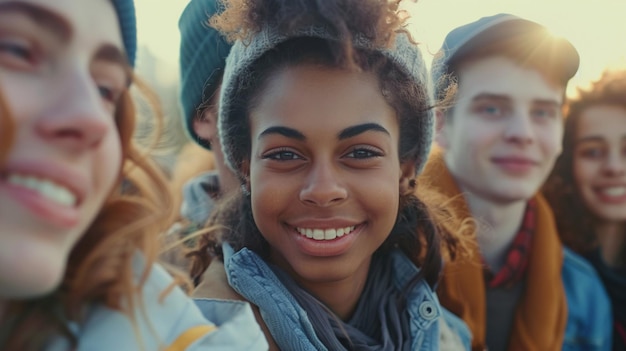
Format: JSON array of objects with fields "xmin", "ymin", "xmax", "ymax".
[
  {"xmin": 189, "ymin": 0, "xmax": 471, "ymax": 296},
  {"xmin": 543, "ymin": 69, "xmax": 626, "ymax": 253},
  {"xmin": 211, "ymin": 0, "xmax": 409, "ymax": 63}
]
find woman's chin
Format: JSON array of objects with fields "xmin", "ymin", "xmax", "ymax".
[{"xmin": 0, "ymin": 250, "xmax": 66, "ymax": 300}]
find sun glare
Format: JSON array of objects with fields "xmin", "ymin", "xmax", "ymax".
[{"xmin": 135, "ymin": 0, "xmax": 626, "ymax": 96}]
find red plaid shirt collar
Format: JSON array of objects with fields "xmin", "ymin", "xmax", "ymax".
[{"xmin": 485, "ymin": 199, "xmax": 537, "ymax": 289}]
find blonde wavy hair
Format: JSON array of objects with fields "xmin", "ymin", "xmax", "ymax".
[{"xmin": 1, "ymin": 76, "xmax": 180, "ymax": 350}]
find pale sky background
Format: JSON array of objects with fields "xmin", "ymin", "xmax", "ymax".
[{"xmin": 134, "ymin": 0, "xmax": 626, "ymax": 96}]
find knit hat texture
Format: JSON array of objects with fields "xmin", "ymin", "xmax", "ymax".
[
  {"xmin": 179, "ymin": 0, "xmax": 232, "ymax": 149},
  {"xmin": 110, "ymin": 0, "xmax": 137, "ymax": 67},
  {"xmin": 431, "ymin": 13, "xmax": 579, "ymax": 101},
  {"xmin": 218, "ymin": 26, "xmax": 434, "ymax": 179}
]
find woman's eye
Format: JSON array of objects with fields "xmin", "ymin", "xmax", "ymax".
[
  {"xmin": 345, "ymin": 148, "xmax": 381, "ymax": 159},
  {"xmin": 97, "ymin": 85, "xmax": 121, "ymax": 104},
  {"xmin": 96, "ymin": 84, "xmax": 123, "ymax": 115},
  {"xmin": 263, "ymin": 150, "xmax": 302, "ymax": 161},
  {"xmin": 579, "ymin": 147, "xmax": 605, "ymax": 159},
  {"xmin": 0, "ymin": 38, "xmax": 36, "ymax": 68},
  {"xmin": 91, "ymin": 61, "xmax": 130, "ymax": 112}
]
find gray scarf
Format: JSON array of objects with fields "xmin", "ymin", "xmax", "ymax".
[{"xmin": 270, "ymin": 253, "xmax": 411, "ymax": 350}]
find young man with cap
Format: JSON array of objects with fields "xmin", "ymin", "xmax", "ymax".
[{"xmin": 423, "ymin": 13, "xmax": 612, "ymax": 351}]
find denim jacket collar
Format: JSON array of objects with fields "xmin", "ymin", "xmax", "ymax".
[{"xmin": 223, "ymin": 243, "xmax": 443, "ymax": 350}]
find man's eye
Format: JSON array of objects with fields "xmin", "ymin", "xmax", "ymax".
[
  {"xmin": 476, "ymin": 104, "xmax": 506, "ymax": 118},
  {"xmin": 484, "ymin": 106, "xmax": 500, "ymax": 114},
  {"xmin": 532, "ymin": 108, "xmax": 557, "ymax": 119}
]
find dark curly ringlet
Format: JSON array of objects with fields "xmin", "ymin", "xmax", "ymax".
[
  {"xmin": 189, "ymin": 0, "xmax": 470, "ymax": 293},
  {"xmin": 543, "ymin": 70, "xmax": 626, "ymax": 254}
]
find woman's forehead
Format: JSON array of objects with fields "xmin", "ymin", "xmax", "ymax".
[{"xmin": 0, "ymin": 0, "xmax": 125, "ymax": 55}]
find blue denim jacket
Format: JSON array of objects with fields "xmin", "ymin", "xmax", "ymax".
[
  {"xmin": 222, "ymin": 243, "xmax": 471, "ymax": 351},
  {"xmin": 46, "ymin": 256, "xmax": 267, "ymax": 351},
  {"xmin": 562, "ymin": 247, "xmax": 613, "ymax": 351}
]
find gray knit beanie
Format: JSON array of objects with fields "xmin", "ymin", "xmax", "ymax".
[
  {"xmin": 178, "ymin": 0, "xmax": 232, "ymax": 149},
  {"xmin": 218, "ymin": 26, "xmax": 435, "ymax": 179}
]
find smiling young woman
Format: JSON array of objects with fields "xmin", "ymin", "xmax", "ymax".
[
  {"xmin": 188, "ymin": 0, "xmax": 474, "ymax": 350},
  {"xmin": 0, "ymin": 1, "xmax": 266, "ymax": 350},
  {"xmin": 544, "ymin": 69, "xmax": 626, "ymax": 350}
]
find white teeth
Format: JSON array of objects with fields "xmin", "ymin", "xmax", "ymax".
[
  {"xmin": 324, "ymin": 229, "xmax": 337, "ymax": 240},
  {"xmin": 313, "ymin": 229, "xmax": 324, "ymax": 240},
  {"xmin": 296, "ymin": 226, "xmax": 356, "ymax": 241},
  {"xmin": 599, "ymin": 186, "xmax": 626, "ymax": 197},
  {"xmin": 7, "ymin": 174, "xmax": 76, "ymax": 206}
]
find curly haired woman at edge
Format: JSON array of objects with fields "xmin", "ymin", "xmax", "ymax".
[
  {"xmin": 189, "ymin": 0, "xmax": 474, "ymax": 350},
  {"xmin": 544, "ymin": 70, "xmax": 626, "ymax": 350}
]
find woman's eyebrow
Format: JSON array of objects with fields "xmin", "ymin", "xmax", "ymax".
[
  {"xmin": 0, "ymin": 2, "xmax": 71, "ymax": 43},
  {"xmin": 576, "ymin": 136, "xmax": 604, "ymax": 144},
  {"xmin": 258, "ymin": 123, "xmax": 390, "ymax": 141},
  {"xmin": 338, "ymin": 123, "xmax": 390, "ymax": 140},
  {"xmin": 259, "ymin": 126, "xmax": 306, "ymax": 141}
]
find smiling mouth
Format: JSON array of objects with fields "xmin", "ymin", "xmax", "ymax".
[
  {"xmin": 295, "ymin": 226, "xmax": 357, "ymax": 241},
  {"xmin": 3, "ymin": 172, "xmax": 78, "ymax": 207},
  {"xmin": 595, "ymin": 186, "xmax": 626, "ymax": 198}
]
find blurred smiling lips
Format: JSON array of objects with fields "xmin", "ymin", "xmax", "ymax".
[
  {"xmin": 491, "ymin": 156, "xmax": 539, "ymax": 175},
  {"xmin": 0, "ymin": 161, "xmax": 88, "ymax": 228},
  {"xmin": 593, "ymin": 184, "xmax": 626, "ymax": 204},
  {"xmin": 288, "ymin": 220, "xmax": 363, "ymax": 257}
]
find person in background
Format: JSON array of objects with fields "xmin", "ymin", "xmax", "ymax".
[
  {"xmin": 0, "ymin": 0, "xmax": 266, "ymax": 349},
  {"xmin": 424, "ymin": 13, "xmax": 612, "ymax": 351},
  {"xmin": 544, "ymin": 69, "xmax": 626, "ymax": 351},
  {"xmin": 161, "ymin": 0, "xmax": 240, "ymax": 271},
  {"xmin": 190, "ymin": 0, "xmax": 475, "ymax": 349},
  {"xmin": 178, "ymin": 0, "xmax": 239, "ymax": 227}
]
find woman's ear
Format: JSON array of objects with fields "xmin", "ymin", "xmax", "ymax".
[
  {"xmin": 399, "ymin": 160, "xmax": 417, "ymax": 195},
  {"xmin": 435, "ymin": 108, "xmax": 449, "ymax": 149},
  {"xmin": 240, "ymin": 159, "xmax": 251, "ymax": 194},
  {"xmin": 240, "ymin": 158, "xmax": 250, "ymax": 178}
]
